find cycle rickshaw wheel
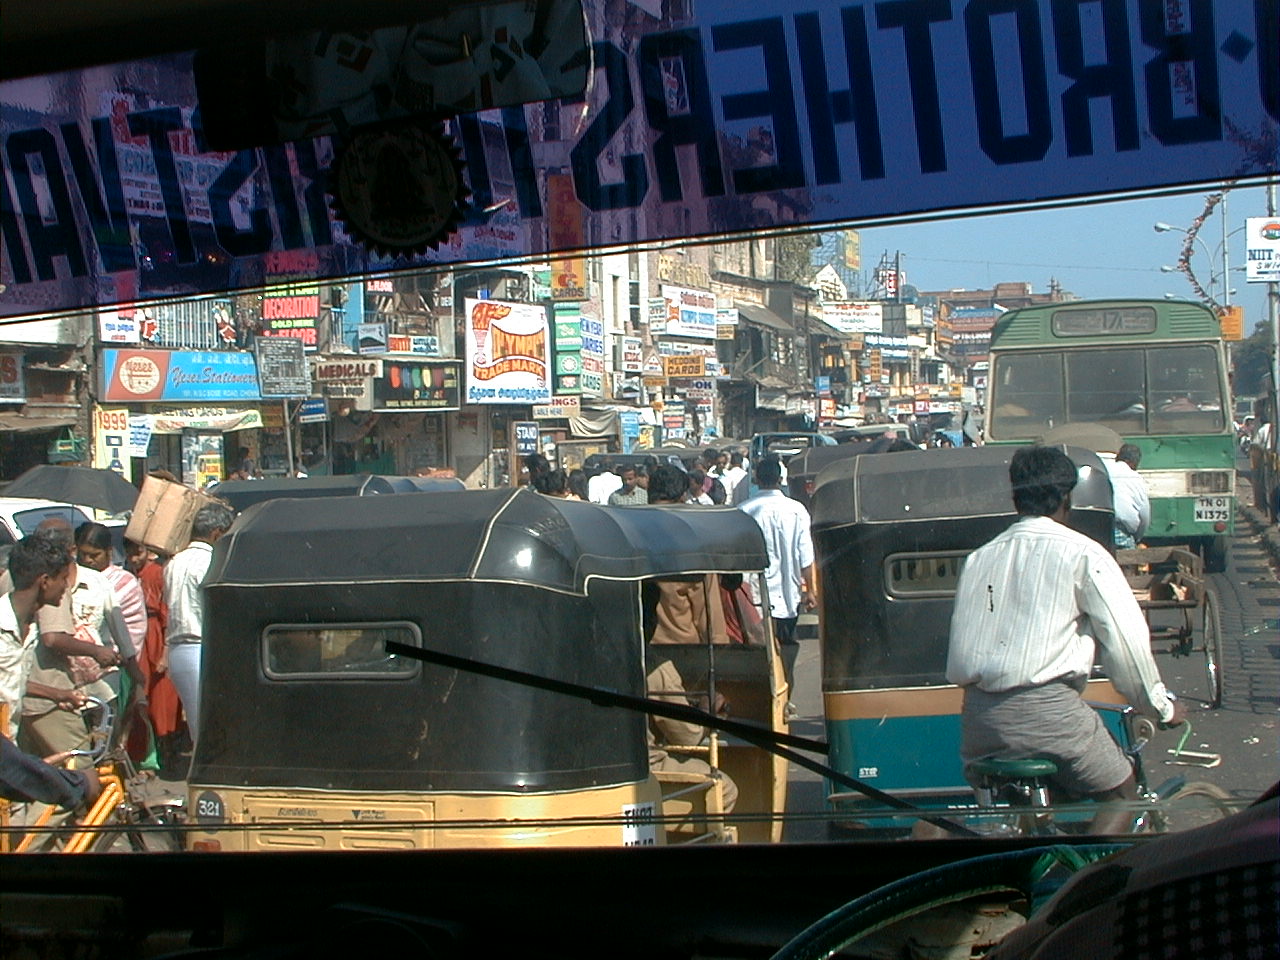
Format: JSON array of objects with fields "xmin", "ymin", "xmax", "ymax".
[
  {"xmin": 1199, "ymin": 589, "xmax": 1224, "ymax": 708},
  {"xmin": 1160, "ymin": 781, "xmax": 1233, "ymax": 833}
]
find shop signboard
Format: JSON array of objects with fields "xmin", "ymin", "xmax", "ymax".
[
  {"xmin": 822, "ymin": 301, "xmax": 883, "ymax": 334},
  {"xmin": 815, "ymin": 375, "xmax": 831, "ymax": 397},
  {"xmin": 0, "ymin": 352, "xmax": 24, "ymax": 402},
  {"xmin": 101, "ymin": 349, "xmax": 261, "ymax": 402},
  {"xmin": 646, "ymin": 298, "xmax": 667, "ymax": 329},
  {"xmin": 663, "ymin": 355, "xmax": 705, "ymax": 378},
  {"xmin": 715, "ymin": 308, "xmax": 739, "ymax": 341},
  {"xmin": 620, "ymin": 337, "xmax": 643, "ymax": 373},
  {"xmin": 677, "ymin": 378, "xmax": 715, "ymax": 400},
  {"xmin": 464, "ymin": 298, "xmax": 551, "ymax": 405},
  {"xmin": 513, "ymin": 421, "xmax": 540, "ymax": 457},
  {"xmin": 92, "ymin": 406, "xmax": 133, "ymax": 481},
  {"xmin": 373, "ymin": 361, "xmax": 461, "ymax": 411},
  {"xmin": 580, "ymin": 315, "xmax": 605, "ymax": 396},
  {"xmin": 1245, "ymin": 218, "xmax": 1280, "ymax": 283},
  {"xmin": 620, "ymin": 410, "xmax": 641, "ymax": 452},
  {"xmin": 127, "ymin": 414, "xmax": 152, "ymax": 457},
  {"xmin": 661, "ymin": 286, "xmax": 716, "ymax": 339},
  {"xmin": 297, "ymin": 398, "xmax": 328, "ymax": 423},
  {"xmin": 98, "ymin": 311, "xmax": 140, "ymax": 344},
  {"xmin": 254, "ymin": 337, "xmax": 312, "ymax": 398},
  {"xmin": 546, "ymin": 175, "xmax": 587, "ymax": 300},
  {"xmin": 532, "ymin": 395, "xmax": 582, "ymax": 419},
  {"xmin": 312, "ymin": 358, "xmax": 383, "ymax": 382},
  {"xmin": 358, "ymin": 323, "xmax": 388, "ymax": 355}
]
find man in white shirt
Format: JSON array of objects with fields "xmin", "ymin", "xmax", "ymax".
[
  {"xmin": 740, "ymin": 456, "xmax": 815, "ymax": 698},
  {"xmin": 1105, "ymin": 444, "xmax": 1150, "ymax": 548},
  {"xmin": 587, "ymin": 460, "xmax": 623, "ymax": 504},
  {"xmin": 948, "ymin": 446, "xmax": 1184, "ymax": 832},
  {"xmin": 164, "ymin": 501, "xmax": 236, "ymax": 742}
]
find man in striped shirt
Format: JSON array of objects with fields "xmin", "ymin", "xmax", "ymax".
[{"xmin": 947, "ymin": 446, "xmax": 1185, "ymax": 832}]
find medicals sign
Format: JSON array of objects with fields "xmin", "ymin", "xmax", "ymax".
[{"xmin": 2, "ymin": 0, "xmax": 1277, "ymax": 317}]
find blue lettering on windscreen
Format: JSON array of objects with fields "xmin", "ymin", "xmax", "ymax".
[{"xmin": 0, "ymin": 0, "xmax": 1275, "ymax": 299}]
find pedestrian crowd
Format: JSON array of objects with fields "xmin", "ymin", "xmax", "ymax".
[{"xmin": 1, "ymin": 486, "xmax": 236, "ymax": 817}]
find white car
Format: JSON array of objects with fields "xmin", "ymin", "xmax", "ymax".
[{"xmin": 0, "ymin": 497, "xmax": 100, "ymax": 547}]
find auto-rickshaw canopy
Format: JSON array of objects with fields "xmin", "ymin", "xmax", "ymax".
[
  {"xmin": 209, "ymin": 487, "xmax": 768, "ymax": 594},
  {"xmin": 810, "ymin": 444, "xmax": 1114, "ymax": 530}
]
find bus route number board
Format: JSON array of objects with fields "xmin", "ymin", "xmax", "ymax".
[{"xmin": 1194, "ymin": 498, "xmax": 1230, "ymax": 523}]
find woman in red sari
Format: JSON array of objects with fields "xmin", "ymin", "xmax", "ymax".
[{"xmin": 125, "ymin": 540, "xmax": 186, "ymax": 770}]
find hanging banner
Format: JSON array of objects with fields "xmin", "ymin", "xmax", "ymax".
[
  {"xmin": 2, "ymin": 1, "xmax": 1277, "ymax": 318},
  {"xmin": 464, "ymin": 298, "xmax": 551, "ymax": 405}
]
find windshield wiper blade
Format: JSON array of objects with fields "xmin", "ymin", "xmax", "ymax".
[{"xmin": 386, "ymin": 641, "xmax": 979, "ymax": 838}]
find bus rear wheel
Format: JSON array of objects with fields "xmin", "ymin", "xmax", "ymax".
[{"xmin": 1200, "ymin": 536, "xmax": 1228, "ymax": 574}]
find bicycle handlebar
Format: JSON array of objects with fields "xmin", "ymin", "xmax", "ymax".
[{"xmin": 62, "ymin": 696, "xmax": 114, "ymax": 765}]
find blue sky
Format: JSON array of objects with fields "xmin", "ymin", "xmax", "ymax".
[{"xmin": 857, "ymin": 183, "xmax": 1274, "ymax": 336}]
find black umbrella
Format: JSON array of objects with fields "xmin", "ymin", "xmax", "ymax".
[{"xmin": 3, "ymin": 465, "xmax": 139, "ymax": 514}]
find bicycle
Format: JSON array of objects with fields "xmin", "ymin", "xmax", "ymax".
[
  {"xmin": 3, "ymin": 696, "xmax": 186, "ymax": 853},
  {"xmin": 965, "ymin": 702, "xmax": 1234, "ymax": 838}
]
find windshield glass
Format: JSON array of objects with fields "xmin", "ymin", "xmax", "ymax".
[
  {"xmin": 0, "ymin": 0, "xmax": 1273, "ymax": 865},
  {"xmin": 991, "ymin": 345, "xmax": 1228, "ymax": 439}
]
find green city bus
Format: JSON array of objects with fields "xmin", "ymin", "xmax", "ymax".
[{"xmin": 986, "ymin": 299, "xmax": 1233, "ymax": 571}]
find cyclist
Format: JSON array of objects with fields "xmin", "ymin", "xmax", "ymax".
[{"xmin": 947, "ymin": 446, "xmax": 1186, "ymax": 833}]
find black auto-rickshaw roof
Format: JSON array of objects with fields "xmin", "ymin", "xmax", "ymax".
[
  {"xmin": 211, "ymin": 474, "xmax": 398, "ymax": 512},
  {"xmin": 207, "ymin": 487, "xmax": 768, "ymax": 594},
  {"xmin": 810, "ymin": 444, "xmax": 1112, "ymax": 528}
]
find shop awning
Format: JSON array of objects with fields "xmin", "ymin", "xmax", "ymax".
[
  {"xmin": 734, "ymin": 302, "xmax": 793, "ymax": 332},
  {"xmin": 0, "ymin": 412, "xmax": 77, "ymax": 433},
  {"xmin": 566, "ymin": 404, "xmax": 658, "ymax": 438}
]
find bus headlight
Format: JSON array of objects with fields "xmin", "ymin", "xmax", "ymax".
[{"xmin": 1189, "ymin": 471, "xmax": 1231, "ymax": 494}]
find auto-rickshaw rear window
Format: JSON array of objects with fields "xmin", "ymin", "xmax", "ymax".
[
  {"xmin": 263, "ymin": 623, "xmax": 420, "ymax": 680},
  {"xmin": 884, "ymin": 552, "xmax": 970, "ymax": 598}
]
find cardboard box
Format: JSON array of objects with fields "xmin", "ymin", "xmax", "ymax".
[{"xmin": 125, "ymin": 476, "xmax": 218, "ymax": 556}]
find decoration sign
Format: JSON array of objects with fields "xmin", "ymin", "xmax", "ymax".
[
  {"xmin": 464, "ymin": 298, "xmax": 551, "ymax": 405},
  {"xmin": 2, "ymin": 1, "xmax": 1277, "ymax": 320},
  {"xmin": 101, "ymin": 349, "xmax": 261, "ymax": 402}
]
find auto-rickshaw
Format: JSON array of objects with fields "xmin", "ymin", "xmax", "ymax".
[
  {"xmin": 210, "ymin": 473, "xmax": 463, "ymax": 513},
  {"xmin": 187, "ymin": 487, "xmax": 787, "ymax": 850},
  {"xmin": 809, "ymin": 444, "xmax": 1121, "ymax": 831}
]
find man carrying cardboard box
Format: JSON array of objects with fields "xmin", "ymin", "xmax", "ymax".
[{"xmin": 163, "ymin": 501, "xmax": 236, "ymax": 743}]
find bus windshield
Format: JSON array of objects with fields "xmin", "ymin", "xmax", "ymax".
[{"xmin": 990, "ymin": 344, "xmax": 1227, "ymax": 440}]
